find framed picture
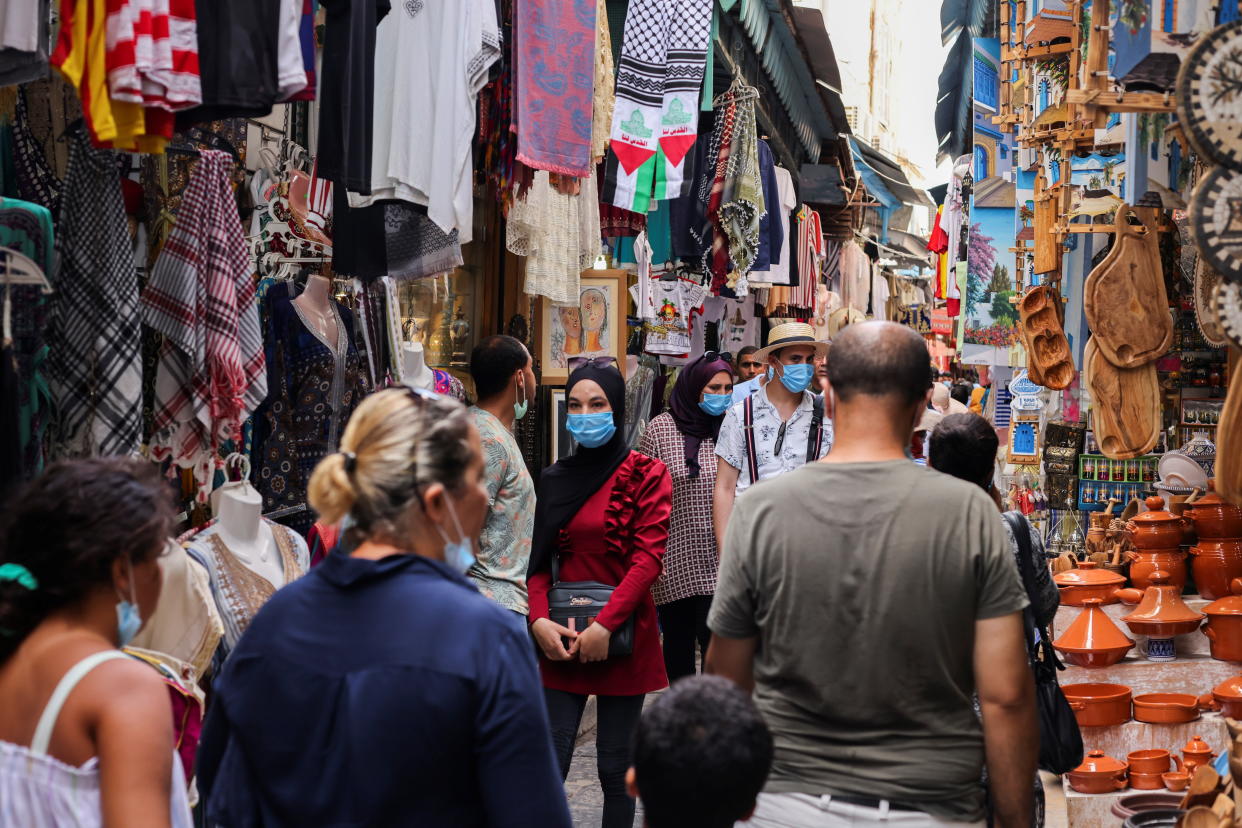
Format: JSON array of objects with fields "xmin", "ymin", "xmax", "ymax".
[
  {"xmin": 546, "ymin": 387, "xmax": 575, "ymax": 464},
  {"xmin": 1008, "ymin": 413, "xmax": 1041, "ymax": 465},
  {"xmin": 538, "ymin": 269, "xmax": 628, "ymax": 385}
]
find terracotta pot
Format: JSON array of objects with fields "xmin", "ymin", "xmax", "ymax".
[
  {"xmin": 1132, "ymin": 693, "xmax": 1201, "ymax": 724},
  {"xmin": 1169, "ymin": 496, "xmax": 1200, "ymax": 545},
  {"xmin": 1127, "ymin": 770, "xmax": 1167, "ymax": 791},
  {"xmin": 1118, "ymin": 571, "xmax": 1205, "ymax": 638},
  {"xmin": 1062, "ymin": 682, "xmax": 1133, "ymax": 727},
  {"xmin": 1053, "ymin": 598, "xmax": 1135, "ymax": 668},
  {"xmin": 1189, "ymin": 540, "xmax": 1242, "ymax": 600},
  {"xmin": 1124, "ymin": 549, "xmax": 1188, "ymax": 591},
  {"xmin": 1127, "ymin": 749, "xmax": 1172, "ymax": 774},
  {"xmin": 1110, "ymin": 792, "xmax": 1185, "ymax": 820},
  {"xmin": 1127, "ymin": 496, "xmax": 1191, "ymax": 550},
  {"xmin": 1067, "ymin": 749, "xmax": 1129, "ymax": 794},
  {"xmin": 1202, "ymin": 579, "xmax": 1242, "ymax": 661},
  {"xmin": 1211, "ymin": 675, "xmax": 1242, "ymax": 718},
  {"xmin": 1181, "ymin": 735, "xmax": 1214, "ymax": 773},
  {"xmin": 1161, "ymin": 771, "xmax": 1190, "ymax": 792},
  {"xmin": 1184, "ymin": 480, "xmax": 1242, "ymax": 539},
  {"xmin": 1055, "ymin": 561, "xmax": 1127, "ymax": 606}
]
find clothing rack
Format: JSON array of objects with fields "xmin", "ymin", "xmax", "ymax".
[{"xmin": 0, "ymin": 247, "xmax": 52, "ymax": 343}]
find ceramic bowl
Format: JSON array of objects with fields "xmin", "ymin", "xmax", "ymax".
[
  {"xmin": 1127, "ymin": 770, "xmax": 1167, "ymax": 791},
  {"xmin": 1063, "ymin": 683, "xmax": 1133, "ymax": 727},
  {"xmin": 1127, "ymin": 749, "xmax": 1172, "ymax": 774},
  {"xmin": 1159, "ymin": 453, "xmax": 1209, "ymax": 492},
  {"xmin": 1133, "ymin": 694, "xmax": 1201, "ymax": 724},
  {"xmin": 1160, "ymin": 772, "xmax": 1189, "ymax": 792}
]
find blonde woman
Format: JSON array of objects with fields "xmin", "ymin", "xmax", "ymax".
[{"xmin": 197, "ymin": 388, "xmax": 572, "ymax": 828}]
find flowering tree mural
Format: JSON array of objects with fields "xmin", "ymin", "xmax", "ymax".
[{"xmin": 966, "ymin": 221, "xmax": 994, "ymax": 317}]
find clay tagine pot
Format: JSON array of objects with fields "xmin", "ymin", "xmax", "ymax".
[
  {"xmin": 1054, "ymin": 561, "xmax": 1127, "ymax": 606},
  {"xmin": 1127, "ymin": 496, "xmax": 1192, "ymax": 550},
  {"xmin": 1117, "ymin": 570, "xmax": 1205, "ymax": 639},
  {"xmin": 1066, "ymin": 749, "xmax": 1129, "ymax": 794},
  {"xmin": 1202, "ymin": 578, "xmax": 1242, "ymax": 662},
  {"xmin": 1184, "ymin": 480, "xmax": 1242, "ymax": 539},
  {"xmin": 1053, "ymin": 598, "xmax": 1136, "ymax": 668},
  {"xmin": 1181, "ymin": 735, "xmax": 1214, "ymax": 774},
  {"xmin": 1210, "ymin": 675, "xmax": 1242, "ymax": 719},
  {"xmin": 1189, "ymin": 538, "xmax": 1242, "ymax": 600}
]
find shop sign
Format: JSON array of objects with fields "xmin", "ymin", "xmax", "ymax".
[
  {"xmin": 930, "ymin": 307, "xmax": 953, "ymax": 336},
  {"xmin": 896, "ymin": 306, "xmax": 932, "ymax": 335},
  {"xmin": 1008, "ymin": 370, "xmax": 1045, "ymax": 411}
]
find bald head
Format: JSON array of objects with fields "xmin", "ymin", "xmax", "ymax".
[{"xmin": 825, "ymin": 322, "xmax": 933, "ymax": 408}]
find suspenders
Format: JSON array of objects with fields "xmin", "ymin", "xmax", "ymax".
[{"xmin": 742, "ymin": 393, "xmax": 825, "ymax": 485}]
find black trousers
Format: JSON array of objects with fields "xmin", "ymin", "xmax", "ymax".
[
  {"xmin": 657, "ymin": 594, "xmax": 713, "ymax": 682},
  {"xmin": 544, "ymin": 689, "xmax": 645, "ymax": 828}
]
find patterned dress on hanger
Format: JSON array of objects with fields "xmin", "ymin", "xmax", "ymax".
[{"xmin": 251, "ymin": 282, "xmax": 369, "ymax": 535}]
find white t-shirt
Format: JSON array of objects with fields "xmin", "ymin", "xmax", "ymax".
[
  {"xmin": 276, "ymin": 0, "xmax": 308, "ymax": 99},
  {"xmin": 643, "ymin": 279, "xmax": 707, "ymax": 356},
  {"xmin": 0, "ymin": 0, "xmax": 39, "ymax": 52},
  {"xmin": 348, "ymin": 0, "xmax": 499, "ymax": 244},
  {"xmin": 754, "ymin": 166, "xmax": 797, "ymax": 286}
]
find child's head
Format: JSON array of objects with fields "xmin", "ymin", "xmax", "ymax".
[{"xmin": 628, "ymin": 676, "xmax": 773, "ymax": 828}]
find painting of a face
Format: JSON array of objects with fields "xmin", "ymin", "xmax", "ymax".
[
  {"xmin": 559, "ymin": 307, "xmax": 582, "ymax": 338},
  {"xmin": 581, "ymin": 289, "xmax": 607, "ymax": 332}
]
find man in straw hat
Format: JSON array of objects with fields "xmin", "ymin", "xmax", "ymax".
[{"xmin": 712, "ymin": 322, "xmax": 832, "ymax": 551}]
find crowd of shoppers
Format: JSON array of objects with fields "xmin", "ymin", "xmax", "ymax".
[{"xmin": 0, "ymin": 322, "xmax": 1044, "ymax": 827}]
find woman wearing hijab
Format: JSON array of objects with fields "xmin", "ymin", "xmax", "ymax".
[
  {"xmin": 528, "ymin": 360, "xmax": 673, "ymax": 828},
  {"xmin": 638, "ymin": 352, "xmax": 733, "ymax": 682}
]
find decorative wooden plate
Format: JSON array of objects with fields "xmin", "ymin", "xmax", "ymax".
[
  {"xmin": 1196, "ymin": 260, "xmax": 1230, "ymax": 348},
  {"xmin": 1084, "ymin": 338, "xmax": 1161, "ymax": 461},
  {"xmin": 1215, "ymin": 279, "xmax": 1242, "ymax": 349},
  {"xmin": 1018, "ymin": 285, "xmax": 1075, "ymax": 389},
  {"xmin": 1176, "ymin": 20, "xmax": 1242, "ymax": 170},
  {"xmin": 1191, "ymin": 166, "xmax": 1242, "ymax": 284}
]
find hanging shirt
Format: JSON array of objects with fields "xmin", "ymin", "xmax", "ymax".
[
  {"xmin": 0, "ymin": 0, "xmax": 49, "ymax": 86},
  {"xmin": 276, "ymin": 0, "xmax": 309, "ymax": 99},
  {"xmin": 347, "ymin": 0, "xmax": 499, "ymax": 243},
  {"xmin": 642, "ymin": 278, "xmax": 707, "ymax": 357},
  {"xmin": 715, "ymin": 385, "xmax": 833, "ymax": 494},
  {"xmin": 177, "ymin": 0, "xmax": 281, "ymax": 126},
  {"xmin": 754, "ymin": 166, "xmax": 797, "ymax": 286}
]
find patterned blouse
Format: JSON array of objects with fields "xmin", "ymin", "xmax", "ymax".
[{"xmin": 638, "ymin": 412, "xmax": 719, "ymax": 605}]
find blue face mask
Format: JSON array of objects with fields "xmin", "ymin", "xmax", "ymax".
[
  {"xmin": 567, "ymin": 412, "xmax": 617, "ymax": 448},
  {"xmin": 514, "ymin": 376, "xmax": 529, "ymax": 421},
  {"xmin": 115, "ymin": 558, "xmax": 142, "ymax": 647},
  {"xmin": 436, "ymin": 496, "xmax": 476, "ymax": 574},
  {"xmin": 698, "ymin": 392, "xmax": 732, "ymax": 416},
  {"xmin": 777, "ymin": 362, "xmax": 815, "ymax": 394}
]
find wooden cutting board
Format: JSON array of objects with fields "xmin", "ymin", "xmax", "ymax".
[
  {"xmin": 1084, "ymin": 207, "xmax": 1173, "ymax": 368},
  {"xmin": 1219, "ymin": 347, "xmax": 1242, "ymax": 506},
  {"xmin": 1085, "ymin": 337, "xmax": 1161, "ymax": 460},
  {"xmin": 1018, "ymin": 285, "xmax": 1075, "ymax": 389},
  {"xmin": 1033, "ymin": 172, "xmax": 1060, "ymax": 275}
]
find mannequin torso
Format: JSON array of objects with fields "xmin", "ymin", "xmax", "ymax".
[
  {"xmin": 402, "ymin": 342, "xmax": 435, "ymax": 390},
  {"xmin": 211, "ymin": 482, "xmax": 283, "ymax": 587},
  {"xmin": 292, "ymin": 274, "xmax": 340, "ymax": 348}
]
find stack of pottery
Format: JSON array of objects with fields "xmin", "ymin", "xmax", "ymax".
[
  {"xmin": 1185, "ymin": 480, "xmax": 1242, "ymax": 600},
  {"xmin": 1126, "ymin": 749, "xmax": 1180, "ymax": 791},
  {"xmin": 1053, "ymin": 597, "xmax": 1135, "ymax": 667},
  {"xmin": 1067, "ymin": 750, "xmax": 1129, "ymax": 793},
  {"xmin": 1116, "ymin": 571, "xmax": 1206, "ymax": 661},
  {"xmin": 1125, "ymin": 497, "xmax": 1189, "ymax": 590},
  {"xmin": 1054, "ymin": 561, "xmax": 1126, "ymax": 606},
  {"xmin": 1202, "ymin": 579, "xmax": 1242, "ymax": 662}
]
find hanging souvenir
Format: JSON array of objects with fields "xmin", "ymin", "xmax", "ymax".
[
  {"xmin": 1190, "ymin": 166, "xmax": 1242, "ymax": 283},
  {"xmin": 1215, "ymin": 281, "xmax": 1242, "ymax": 349},
  {"xmin": 1176, "ymin": 20, "xmax": 1242, "ymax": 170},
  {"xmin": 1195, "ymin": 259, "xmax": 1231, "ymax": 347}
]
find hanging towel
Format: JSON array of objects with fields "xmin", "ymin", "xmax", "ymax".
[
  {"xmin": 514, "ymin": 0, "xmax": 596, "ymax": 176},
  {"xmin": 142, "ymin": 150, "xmax": 265, "ymax": 500},
  {"xmin": 46, "ymin": 129, "xmax": 143, "ymax": 459}
]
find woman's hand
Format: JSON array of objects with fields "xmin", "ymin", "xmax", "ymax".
[
  {"xmin": 531, "ymin": 618, "xmax": 577, "ymax": 661},
  {"xmin": 576, "ymin": 622, "xmax": 612, "ymax": 663}
]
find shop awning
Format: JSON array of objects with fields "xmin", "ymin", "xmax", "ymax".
[
  {"xmin": 789, "ymin": 5, "xmax": 852, "ymax": 138},
  {"xmin": 850, "ymin": 138, "xmax": 935, "ymax": 209},
  {"xmin": 889, "ymin": 229, "xmax": 933, "ymax": 262}
]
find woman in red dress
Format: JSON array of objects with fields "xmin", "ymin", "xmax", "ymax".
[{"xmin": 528, "ymin": 360, "xmax": 672, "ymax": 828}]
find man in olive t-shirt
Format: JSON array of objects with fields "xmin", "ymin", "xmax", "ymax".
[{"xmin": 707, "ymin": 323, "xmax": 1036, "ymax": 828}]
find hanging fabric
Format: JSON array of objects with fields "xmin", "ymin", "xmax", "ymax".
[
  {"xmin": 142, "ymin": 150, "xmax": 266, "ymax": 501},
  {"xmin": 507, "ymin": 169, "xmax": 602, "ymax": 305}
]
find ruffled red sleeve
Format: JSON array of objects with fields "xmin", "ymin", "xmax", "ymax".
[{"xmin": 596, "ymin": 454, "xmax": 672, "ymax": 633}]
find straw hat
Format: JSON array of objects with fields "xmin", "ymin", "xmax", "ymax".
[{"xmin": 753, "ymin": 322, "xmax": 830, "ymax": 362}]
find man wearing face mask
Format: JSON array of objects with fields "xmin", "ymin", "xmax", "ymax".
[
  {"xmin": 467, "ymin": 335, "xmax": 539, "ymax": 617},
  {"xmin": 713, "ymin": 323, "xmax": 832, "ymax": 552}
]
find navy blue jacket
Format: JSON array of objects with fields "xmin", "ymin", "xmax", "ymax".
[{"xmin": 197, "ymin": 551, "xmax": 572, "ymax": 828}]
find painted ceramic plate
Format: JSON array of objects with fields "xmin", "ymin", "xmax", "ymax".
[
  {"xmin": 1158, "ymin": 451, "xmax": 1209, "ymax": 493},
  {"xmin": 1177, "ymin": 20, "xmax": 1242, "ymax": 169},
  {"xmin": 1196, "ymin": 260, "xmax": 1230, "ymax": 347},
  {"xmin": 1215, "ymin": 279, "xmax": 1242, "ymax": 349},
  {"xmin": 1190, "ymin": 166, "xmax": 1242, "ymax": 284}
]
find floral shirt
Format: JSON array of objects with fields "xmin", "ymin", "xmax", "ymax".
[
  {"xmin": 467, "ymin": 408, "xmax": 535, "ymax": 615},
  {"xmin": 715, "ymin": 385, "xmax": 832, "ymax": 495}
]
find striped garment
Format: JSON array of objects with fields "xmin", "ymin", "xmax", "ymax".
[
  {"xmin": 142, "ymin": 150, "xmax": 265, "ymax": 501},
  {"xmin": 104, "ymin": 0, "xmax": 202, "ymax": 110},
  {"xmin": 46, "ymin": 128, "xmax": 143, "ymax": 459},
  {"xmin": 795, "ymin": 205, "xmax": 824, "ymax": 310}
]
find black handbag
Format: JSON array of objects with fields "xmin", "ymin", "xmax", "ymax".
[
  {"xmin": 545, "ymin": 552, "xmax": 634, "ymax": 658},
  {"xmin": 1003, "ymin": 512, "xmax": 1084, "ymax": 775}
]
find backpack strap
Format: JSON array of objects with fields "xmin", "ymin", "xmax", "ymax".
[
  {"xmin": 806, "ymin": 394, "xmax": 825, "ymax": 464},
  {"xmin": 743, "ymin": 394, "xmax": 759, "ymax": 485}
]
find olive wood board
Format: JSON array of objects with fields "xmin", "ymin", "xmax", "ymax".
[
  {"xmin": 1084, "ymin": 207, "xmax": 1174, "ymax": 369},
  {"xmin": 1033, "ymin": 172, "xmax": 1060, "ymax": 274},
  {"xmin": 1217, "ymin": 360, "xmax": 1242, "ymax": 507},
  {"xmin": 1017, "ymin": 285, "xmax": 1074, "ymax": 389},
  {"xmin": 1084, "ymin": 337, "xmax": 1161, "ymax": 460}
]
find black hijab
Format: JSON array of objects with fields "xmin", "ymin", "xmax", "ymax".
[
  {"xmin": 668, "ymin": 353, "xmax": 733, "ymax": 477},
  {"xmin": 528, "ymin": 362, "xmax": 630, "ymax": 577}
]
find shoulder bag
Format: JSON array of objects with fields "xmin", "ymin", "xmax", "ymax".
[
  {"xmin": 1003, "ymin": 511, "xmax": 1083, "ymax": 775},
  {"xmin": 546, "ymin": 551, "xmax": 635, "ymax": 658}
]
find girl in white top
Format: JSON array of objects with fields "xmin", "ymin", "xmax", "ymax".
[{"xmin": 0, "ymin": 458, "xmax": 193, "ymax": 827}]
